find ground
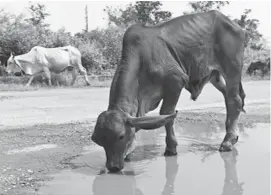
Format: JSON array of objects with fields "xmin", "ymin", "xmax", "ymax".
[{"xmin": 0, "ymin": 80, "xmax": 269, "ymax": 195}]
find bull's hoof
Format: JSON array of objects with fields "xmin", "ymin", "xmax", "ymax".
[
  {"xmin": 219, "ymin": 133, "xmax": 239, "ymax": 152},
  {"xmin": 124, "ymin": 153, "xmax": 133, "ymax": 162},
  {"xmin": 164, "ymin": 148, "xmax": 177, "ymax": 156},
  {"xmin": 86, "ymin": 82, "xmax": 91, "ymax": 86},
  {"xmin": 219, "ymin": 142, "xmax": 234, "ymax": 152}
]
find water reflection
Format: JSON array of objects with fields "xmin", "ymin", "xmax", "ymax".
[
  {"xmin": 220, "ymin": 149, "xmax": 244, "ymax": 195},
  {"xmin": 177, "ymin": 120, "xmax": 255, "ymax": 140},
  {"xmin": 91, "ymin": 155, "xmax": 180, "ymax": 195},
  {"xmin": 92, "ymin": 170, "xmax": 143, "ymax": 195},
  {"xmin": 161, "ymin": 156, "xmax": 179, "ymax": 195},
  {"xmin": 38, "ymin": 122, "xmax": 269, "ymax": 195}
]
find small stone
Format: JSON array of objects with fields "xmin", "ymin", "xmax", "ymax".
[{"xmin": 27, "ymin": 169, "xmax": 34, "ymax": 174}]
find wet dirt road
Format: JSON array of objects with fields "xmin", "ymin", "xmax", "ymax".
[{"xmin": 0, "ymin": 80, "xmax": 270, "ymax": 195}]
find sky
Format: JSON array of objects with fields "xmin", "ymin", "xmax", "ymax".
[{"xmin": 0, "ymin": 0, "xmax": 270, "ymax": 40}]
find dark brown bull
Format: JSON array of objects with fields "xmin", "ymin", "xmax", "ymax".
[
  {"xmin": 246, "ymin": 58, "xmax": 270, "ymax": 77},
  {"xmin": 91, "ymin": 10, "xmax": 246, "ymax": 172}
]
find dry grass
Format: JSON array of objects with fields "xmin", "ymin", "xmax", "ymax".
[
  {"xmin": 0, "ymin": 74, "xmax": 113, "ymax": 92},
  {"xmin": 0, "ymin": 70, "xmax": 269, "ymax": 92}
]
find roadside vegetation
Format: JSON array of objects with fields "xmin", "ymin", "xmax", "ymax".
[{"xmin": 0, "ymin": 1, "xmax": 269, "ymax": 91}]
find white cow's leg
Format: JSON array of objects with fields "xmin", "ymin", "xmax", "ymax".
[
  {"xmin": 77, "ymin": 64, "xmax": 90, "ymax": 86},
  {"xmin": 25, "ymin": 76, "xmax": 35, "ymax": 87},
  {"xmin": 70, "ymin": 68, "xmax": 77, "ymax": 86},
  {"xmin": 56, "ymin": 78, "xmax": 60, "ymax": 87},
  {"xmin": 43, "ymin": 67, "xmax": 52, "ymax": 87}
]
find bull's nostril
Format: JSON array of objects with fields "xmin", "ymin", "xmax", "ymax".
[{"xmin": 108, "ymin": 166, "xmax": 121, "ymax": 173}]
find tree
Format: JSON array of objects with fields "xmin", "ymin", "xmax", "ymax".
[
  {"xmin": 183, "ymin": 1, "xmax": 229, "ymax": 14},
  {"xmin": 85, "ymin": 5, "xmax": 89, "ymax": 32},
  {"xmin": 26, "ymin": 3, "xmax": 50, "ymax": 28},
  {"xmin": 51, "ymin": 28, "xmax": 72, "ymax": 47},
  {"xmin": 104, "ymin": 1, "xmax": 172, "ymax": 27},
  {"xmin": 233, "ymin": 9, "xmax": 262, "ymax": 49},
  {"xmin": 184, "ymin": 2, "xmax": 263, "ymax": 51},
  {"xmin": 135, "ymin": 1, "xmax": 171, "ymax": 25}
]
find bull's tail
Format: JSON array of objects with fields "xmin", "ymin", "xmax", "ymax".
[{"xmin": 239, "ymin": 82, "xmax": 246, "ymax": 113}]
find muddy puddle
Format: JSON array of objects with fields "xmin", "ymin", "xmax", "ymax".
[{"xmin": 39, "ymin": 122, "xmax": 270, "ymax": 195}]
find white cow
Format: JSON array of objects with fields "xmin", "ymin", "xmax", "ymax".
[{"xmin": 6, "ymin": 45, "xmax": 90, "ymax": 87}]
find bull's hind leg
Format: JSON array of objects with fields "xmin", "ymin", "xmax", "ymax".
[
  {"xmin": 211, "ymin": 71, "xmax": 246, "ymax": 112},
  {"xmin": 210, "ymin": 70, "xmax": 227, "ymax": 100},
  {"xmin": 219, "ymin": 78, "xmax": 244, "ymax": 152},
  {"xmin": 160, "ymin": 74, "xmax": 184, "ymax": 156}
]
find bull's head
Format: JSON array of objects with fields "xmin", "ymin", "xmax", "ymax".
[
  {"xmin": 246, "ymin": 65, "xmax": 253, "ymax": 75},
  {"xmin": 91, "ymin": 109, "xmax": 177, "ymax": 172},
  {"xmin": 6, "ymin": 52, "xmax": 21, "ymax": 75}
]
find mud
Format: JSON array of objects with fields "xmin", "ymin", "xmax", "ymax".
[{"xmin": 0, "ymin": 80, "xmax": 269, "ymax": 195}]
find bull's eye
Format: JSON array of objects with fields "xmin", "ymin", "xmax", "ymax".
[{"xmin": 119, "ymin": 135, "xmax": 124, "ymax": 140}]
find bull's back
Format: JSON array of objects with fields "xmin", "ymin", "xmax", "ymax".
[
  {"xmin": 157, "ymin": 11, "xmax": 218, "ymax": 46},
  {"xmin": 213, "ymin": 11, "xmax": 245, "ymax": 63}
]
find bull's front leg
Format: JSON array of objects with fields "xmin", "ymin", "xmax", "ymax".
[{"xmin": 160, "ymin": 76, "xmax": 184, "ymax": 156}]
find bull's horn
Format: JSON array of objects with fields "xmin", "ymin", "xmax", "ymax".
[{"xmin": 127, "ymin": 110, "xmax": 178, "ymax": 130}]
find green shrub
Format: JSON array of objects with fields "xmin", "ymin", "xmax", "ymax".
[{"xmin": 73, "ymin": 38, "xmax": 108, "ymax": 74}]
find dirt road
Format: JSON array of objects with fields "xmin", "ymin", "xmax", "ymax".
[
  {"xmin": 0, "ymin": 80, "xmax": 269, "ymax": 129},
  {"xmin": 0, "ymin": 80, "xmax": 269, "ymax": 195}
]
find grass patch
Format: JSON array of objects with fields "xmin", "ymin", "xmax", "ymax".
[
  {"xmin": 0, "ymin": 74, "xmax": 113, "ymax": 92},
  {"xmin": 0, "ymin": 71, "xmax": 269, "ymax": 92},
  {"xmin": 242, "ymin": 72, "xmax": 270, "ymax": 82}
]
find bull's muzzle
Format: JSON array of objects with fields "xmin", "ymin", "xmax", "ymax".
[
  {"xmin": 106, "ymin": 159, "xmax": 124, "ymax": 173},
  {"xmin": 107, "ymin": 166, "xmax": 122, "ymax": 173},
  {"xmin": 105, "ymin": 152, "xmax": 124, "ymax": 173}
]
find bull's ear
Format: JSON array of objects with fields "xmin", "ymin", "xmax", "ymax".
[
  {"xmin": 91, "ymin": 133, "xmax": 102, "ymax": 146},
  {"xmin": 127, "ymin": 111, "xmax": 178, "ymax": 130}
]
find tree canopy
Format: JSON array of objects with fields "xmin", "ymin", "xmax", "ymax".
[
  {"xmin": 104, "ymin": 1, "xmax": 172, "ymax": 27},
  {"xmin": 0, "ymin": 1, "xmax": 269, "ymax": 75}
]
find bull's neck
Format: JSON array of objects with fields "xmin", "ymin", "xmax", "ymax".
[{"xmin": 108, "ymin": 62, "xmax": 139, "ymax": 116}]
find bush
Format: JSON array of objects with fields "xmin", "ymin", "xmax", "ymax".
[
  {"xmin": 95, "ymin": 26, "xmax": 125, "ymax": 68},
  {"xmin": 75, "ymin": 26, "xmax": 125, "ymax": 69},
  {"xmin": 73, "ymin": 38, "xmax": 108, "ymax": 74},
  {"xmin": 243, "ymin": 46, "xmax": 270, "ymax": 75}
]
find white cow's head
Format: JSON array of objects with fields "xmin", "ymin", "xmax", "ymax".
[{"xmin": 6, "ymin": 52, "xmax": 21, "ymax": 75}]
